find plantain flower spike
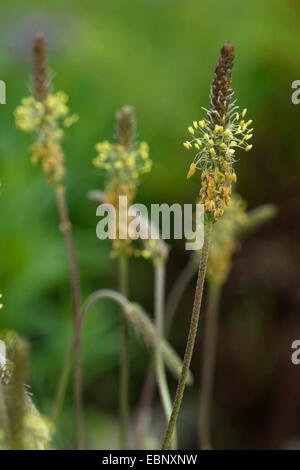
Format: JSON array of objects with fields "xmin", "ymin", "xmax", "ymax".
[
  {"xmin": 93, "ymin": 106, "xmax": 152, "ymax": 256},
  {"xmin": 93, "ymin": 106, "xmax": 151, "ymax": 207},
  {"xmin": 184, "ymin": 42, "xmax": 253, "ymax": 223},
  {"xmin": 14, "ymin": 34, "xmax": 78, "ymax": 185}
]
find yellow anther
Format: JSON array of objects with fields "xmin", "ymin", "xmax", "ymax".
[
  {"xmin": 246, "ymin": 120, "xmax": 253, "ymax": 127},
  {"xmin": 193, "ymin": 121, "xmax": 198, "ymax": 129},
  {"xmin": 236, "ymin": 112, "xmax": 239, "ymax": 120},
  {"xmin": 205, "ymin": 200, "xmax": 215, "ymax": 211},
  {"xmin": 194, "ymin": 143, "xmax": 200, "ymax": 150},
  {"xmin": 199, "ymin": 120, "xmax": 206, "ymax": 128},
  {"xmin": 204, "ymin": 133, "xmax": 209, "ymax": 140},
  {"xmin": 230, "ymin": 141, "xmax": 237, "ymax": 147},
  {"xmin": 209, "ymin": 148, "xmax": 215, "ymax": 155},
  {"xmin": 188, "ymin": 126, "xmax": 194, "ymax": 135},
  {"xmin": 245, "ymin": 144, "xmax": 253, "ymax": 151},
  {"xmin": 231, "ymin": 172, "xmax": 237, "ymax": 183},
  {"xmin": 242, "ymin": 108, "xmax": 247, "ymax": 118},
  {"xmin": 183, "ymin": 141, "xmax": 192, "ymax": 149},
  {"xmin": 187, "ymin": 163, "xmax": 196, "ymax": 179},
  {"xmin": 208, "ymin": 139, "xmax": 214, "ymax": 147}
]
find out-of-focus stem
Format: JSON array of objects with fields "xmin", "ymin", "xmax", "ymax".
[
  {"xmin": 119, "ymin": 254, "xmax": 129, "ymax": 449},
  {"xmin": 132, "ymin": 364, "xmax": 156, "ymax": 449},
  {"xmin": 55, "ymin": 184, "xmax": 83, "ymax": 450},
  {"xmin": 154, "ymin": 264, "xmax": 177, "ymax": 450},
  {"xmin": 161, "ymin": 223, "xmax": 212, "ymax": 450},
  {"xmin": 52, "ymin": 290, "xmax": 130, "ymax": 433},
  {"xmin": 165, "ymin": 257, "xmax": 197, "ymax": 335},
  {"xmin": 199, "ymin": 281, "xmax": 221, "ymax": 450},
  {"xmin": 51, "ymin": 340, "xmax": 73, "ymax": 429}
]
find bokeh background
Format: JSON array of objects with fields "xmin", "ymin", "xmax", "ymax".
[{"xmin": 1, "ymin": 0, "xmax": 300, "ymax": 450}]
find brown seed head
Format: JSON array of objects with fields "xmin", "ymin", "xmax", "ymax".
[
  {"xmin": 115, "ymin": 105, "xmax": 136, "ymax": 150},
  {"xmin": 33, "ymin": 33, "xmax": 50, "ymax": 103},
  {"xmin": 208, "ymin": 41, "xmax": 234, "ymax": 129}
]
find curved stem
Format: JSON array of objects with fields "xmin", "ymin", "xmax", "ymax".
[
  {"xmin": 55, "ymin": 185, "xmax": 83, "ymax": 450},
  {"xmin": 161, "ymin": 223, "xmax": 213, "ymax": 450},
  {"xmin": 154, "ymin": 264, "xmax": 177, "ymax": 450},
  {"xmin": 199, "ymin": 282, "xmax": 221, "ymax": 450},
  {"xmin": 81, "ymin": 289, "xmax": 129, "ymax": 322},
  {"xmin": 119, "ymin": 254, "xmax": 129, "ymax": 449},
  {"xmin": 51, "ymin": 289, "xmax": 130, "ymax": 432}
]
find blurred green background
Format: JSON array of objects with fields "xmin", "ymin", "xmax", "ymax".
[{"xmin": 1, "ymin": 0, "xmax": 300, "ymax": 449}]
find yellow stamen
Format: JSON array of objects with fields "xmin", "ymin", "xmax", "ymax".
[{"xmin": 187, "ymin": 163, "xmax": 196, "ymax": 179}]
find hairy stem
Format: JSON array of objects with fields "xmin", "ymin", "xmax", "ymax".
[
  {"xmin": 199, "ymin": 282, "xmax": 221, "ymax": 450},
  {"xmin": 155, "ymin": 264, "xmax": 177, "ymax": 449},
  {"xmin": 55, "ymin": 184, "xmax": 83, "ymax": 450},
  {"xmin": 119, "ymin": 254, "xmax": 129, "ymax": 449},
  {"xmin": 161, "ymin": 223, "xmax": 213, "ymax": 450}
]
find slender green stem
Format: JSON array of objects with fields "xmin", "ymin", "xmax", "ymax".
[
  {"xmin": 154, "ymin": 263, "xmax": 177, "ymax": 450},
  {"xmin": 55, "ymin": 185, "xmax": 83, "ymax": 450},
  {"xmin": 161, "ymin": 223, "xmax": 213, "ymax": 450},
  {"xmin": 119, "ymin": 254, "xmax": 129, "ymax": 449},
  {"xmin": 199, "ymin": 282, "xmax": 221, "ymax": 450}
]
